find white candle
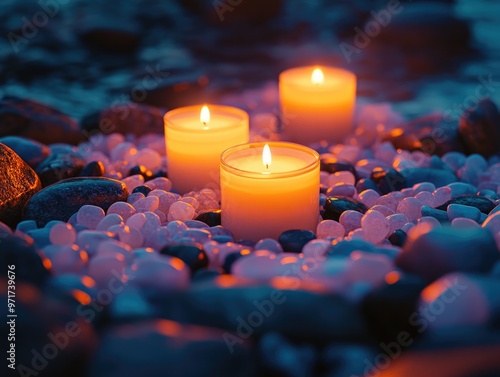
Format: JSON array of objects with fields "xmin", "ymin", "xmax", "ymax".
[
  {"xmin": 220, "ymin": 142, "xmax": 320, "ymax": 241},
  {"xmin": 164, "ymin": 104, "xmax": 249, "ymax": 193},
  {"xmin": 279, "ymin": 65, "xmax": 356, "ymax": 144}
]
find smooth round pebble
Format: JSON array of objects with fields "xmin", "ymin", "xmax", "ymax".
[
  {"xmin": 76, "ymin": 205, "xmax": 105, "ymax": 230},
  {"xmin": 316, "ymin": 220, "xmax": 345, "ymax": 239},
  {"xmin": 361, "ymin": 210, "xmax": 390, "ymax": 244},
  {"xmin": 107, "ymin": 201, "xmax": 136, "ymax": 221},
  {"xmin": 49, "ymin": 222, "xmax": 77, "ymax": 245}
]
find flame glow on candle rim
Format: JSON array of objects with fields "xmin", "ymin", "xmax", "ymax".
[
  {"xmin": 311, "ymin": 67, "xmax": 324, "ymax": 85},
  {"xmin": 262, "ymin": 143, "xmax": 272, "ymax": 169},
  {"xmin": 200, "ymin": 105, "xmax": 210, "ymax": 126}
]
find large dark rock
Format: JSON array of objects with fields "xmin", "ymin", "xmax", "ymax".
[
  {"xmin": 371, "ymin": 168, "xmax": 407, "ymax": 194},
  {"xmin": 36, "ymin": 152, "xmax": 86, "ymax": 187},
  {"xmin": 396, "ymin": 226, "xmax": 499, "ymax": 281},
  {"xmin": 0, "ymin": 136, "xmax": 51, "ymax": 169},
  {"xmin": 278, "ymin": 229, "xmax": 316, "ymax": 253},
  {"xmin": 81, "ymin": 103, "xmax": 164, "ymax": 137},
  {"xmin": 0, "ymin": 143, "xmax": 41, "ymax": 227},
  {"xmin": 0, "ymin": 233, "xmax": 50, "ymax": 285},
  {"xmin": 88, "ymin": 319, "xmax": 255, "ymax": 377},
  {"xmin": 24, "ymin": 177, "xmax": 128, "ymax": 227},
  {"xmin": 0, "ymin": 97, "xmax": 82, "ymax": 145},
  {"xmin": 458, "ymin": 99, "xmax": 500, "ymax": 157}
]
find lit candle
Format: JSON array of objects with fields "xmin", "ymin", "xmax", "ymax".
[
  {"xmin": 220, "ymin": 142, "xmax": 320, "ymax": 241},
  {"xmin": 279, "ymin": 65, "xmax": 356, "ymax": 144},
  {"xmin": 164, "ymin": 104, "xmax": 249, "ymax": 193}
]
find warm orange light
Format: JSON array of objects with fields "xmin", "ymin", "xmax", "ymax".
[
  {"xmin": 385, "ymin": 271, "xmax": 401, "ymax": 285},
  {"xmin": 262, "ymin": 144, "xmax": 272, "ymax": 170},
  {"xmin": 200, "ymin": 105, "xmax": 210, "ymax": 127},
  {"xmin": 311, "ymin": 67, "xmax": 324, "ymax": 85},
  {"xmin": 170, "ymin": 257, "xmax": 186, "ymax": 272},
  {"xmin": 72, "ymin": 290, "xmax": 92, "ymax": 305}
]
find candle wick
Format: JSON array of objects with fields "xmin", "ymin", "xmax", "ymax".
[{"xmin": 266, "ymin": 164, "xmax": 269, "ymax": 169}]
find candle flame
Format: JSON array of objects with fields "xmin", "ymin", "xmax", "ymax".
[
  {"xmin": 200, "ymin": 105, "xmax": 210, "ymax": 127},
  {"xmin": 311, "ymin": 67, "xmax": 324, "ymax": 85},
  {"xmin": 262, "ymin": 144, "xmax": 272, "ymax": 170}
]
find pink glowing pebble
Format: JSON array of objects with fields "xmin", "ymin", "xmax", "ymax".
[
  {"xmin": 348, "ymin": 228, "xmax": 365, "ymax": 240},
  {"xmin": 327, "ymin": 171, "xmax": 356, "ymax": 187},
  {"xmin": 76, "ymin": 205, "xmax": 105, "ymax": 230},
  {"xmin": 148, "ymin": 189, "xmax": 167, "ymax": 198},
  {"xmin": 133, "ymin": 148, "xmax": 162, "ymax": 172},
  {"xmin": 374, "ymin": 142, "xmax": 397, "ymax": 165},
  {"xmin": 126, "ymin": 212, "xmax": 148, "ymax": 230},
  {"xmin": 370, "ymin": 204, "xmax": 395, "ymax": 217},
  {"xmin": 387, "ymin": 213, "xmax": 409, "ymax": 234},
  {"xmin": 328, "ymin": 184, "xmax": 356, "ymax": 197},
  {"xmin": 417, "ymin": 216, "xmax": 442, "ymax": 229},
  {"xmin": 216, "ymin": 242, "xmax": 252, "ymax": 265},
  {"xmin": 76, "ymin": 230, "xmax": 116, "ymax": 257},
  {"xmin": 375, "ymin": 194, "xmax": 401, "ymax": 212},
  {"xmin": 413, "ymin": 182, "xmax": 436, "ymax": 193},
  {"xmin": 49, "ymin": 222, "xmax": 76, "ymax": 245},
  {"xmin": 107, "ymin": 201, "xmax": 136, "ymax": 221},
  {"xmin": 145, "ymin": 226, "xmax": 171, "ymax": 251},
  {"xmin": 345, "ymin": 251, "xmax": 394, "ymax": 288},
  {"xmin": 168, "ymin": 201, "xmax": 195, "ymax": 221},
  {"xmin": 154, "ymin": 209, "xmax": 167, "ymax": 224},
  {"xmin": 127, "ymin": 193, "xmax": 145, "ymax": 205},
  {"xmin": 133, "ymin": 196, "xmax": 159, "ymax": 213},
  {"xmin": 128, "ymin": 254, "xmax": 190, "ymax": 291},
  {"xmin": 110, "ymin": 142, "xmax": 138, "ymax": 162},
  {"xmin": 147, "ymin": 177, "xmax": 172, "ymax": 192},
  {"xmin": 339, "ymin": 210, "xmax": 363, "ymax": 235},
  {"xmin": 180, "ymin": 196, "xmax": 200, "ymax": 211},
  {"xmin": 255, "ymin": 238, "xmax": 283, "ymax": 254},
  {"xmin": 316, "ymin": 220, "xmax": 345, "ymax": 239},
  {"xmin": 43, "ymin": 244, "xmax": 88, "ymax": 275},
  {"xmin": 301, "ymin": 239, "xmax": 329, "ymax": 260},
  {"xmin": 96, "ymin": 240, "xmax": 132, "ymax": 258},
  {"xmin": 231, "ymin": 250, "xmax": 281, "ymax": 280},
  {"xmin": 106, "ymin": 133, "xmax": 125, "ymax": 153},
  {"xmin": 452, "ymin": 217, "xmax": 480, "ymax": 228},
  {"xmin": 361, "ymin": 209, "xmax": 390, "ymax": 244},
  {"xmin": 202, "ymin": 240, "xmax": 222, "ymax": 269},
  {"xmin": 158, "ymin": 192, "xmax": 177, "ymax": 214},
  {"xmin": 396, "ymin": 197, "xmax": 424, "ymax": 223},
  {"xmin": 320, "ymin": 171, "xmax": 330, "ymax": 186},
  {"xmin": 415, "ymin": 191, "xmax": 435, "ymax": 207},
  {"xmin": 96, "ymin": 214, "xmax": 124, "ymax": 231},
  {"xmin": 166, "ymin": 220, "xmax": 188, "ymax": 237},
  {"xmin": 432, "ymin": 186, "xmax": 452, "ymax": 207},
  {"xmin": 108, "ymin": 224, "xmax": 144, "ymax": 249},
  {"xmin": 139, "ymin": 212, "xmax": 161, "ymax": 239},
  {"xmin": 88, "ymin": 253, "xmax": 127, "ymax": 287},
  {"xmin": 358, "ymin": 189, "xmax": 380, "ymax": 208},
  {"xmin": 122, "ymin": 174, "xmax": 145, "ymax": 193}
]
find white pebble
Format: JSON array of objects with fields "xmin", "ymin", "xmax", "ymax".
[
  {"xmin": 452, "ymin": 217, "xmax": 480, "ymax": 228},
  {"xmin": 127, "ymin": 192, "xmax": 145, "ymax": 204},
  {"xmin": 49, "ymin": 223, "xmax": 76, "ymax": 245},
  {"xmin": 169, "ymin": 201, "xmax": 195, "ymax": 221},
  {"xmin": 134, "ymin": 196, "xmax": 159, "ymax": 212},
  {"xmin": 107, "ymin": 201, "xmax": 136, "ymax": 221},
  {"xmin": 328, "ymin": 171, "xmax": 356, "ymax": 186},
  {"xmin": 108, "ymin": 224, "xmax": 144, "ymax": 249},
  {"xmin": 76, "ymin": 205, "xmax": 105, "ymax": 230},
  {"xmin": 387, "ymin": 213, "xmax": 409, "ymax": 234},
  {"xmin": 96, "ymin": 214, "xmax": 124, "ymax": 231},
  {"xmin": 375, "ymin": 194, "xmax": 401, "ymax": 212},
  {"xmin": 122, "ymin": 174, "xmax": 145, "ymax": 193},
  {"xmin": 328, "ymin": 184, "xmax": 356, "ymax": 197},
  {"xmin": 126, "ymin": 212, "xmax": 147, "ymax": 230},
  {"xmin": 396, "ymin": 197, "xmax": 424, "ymax": 223},
  {"xmin": 413, "ymin": 182, "xmax": 436, "ymax": 193},
  {"xmin": 358, "ymin": 189, "xmax": 380, "ymax": 208},
  {"xmin": 110, "ymin": 142, "xmax": 138, "ymax": 162},
  {"xmin": 43, "ymin": 244, "xmax": 88, "ymax": 275},
  {"xmin": 370, "ymin": 204, "xmax": 394, "ymax": 217},
  {"xmin": 88, "ymin": 253, "xmax": 126, "ymax": 287},
  {"xmin": 432, "ymin": 186, "xmax": 452, "ymax": 207},
  {"xmin": 316, "ymin": 220, "xmax": 345, "ymax": 239},
  {"xmin": 180, "ymin": 196, "xmax": 200, "ymax": 210},
  {"xmin": 158, "ymin": 192, "xmax": 177, "ymax": 214},
  {"xmin": 361, "ymin": 209, "xmax": 390, "ymax": 244},
  {"xmin": 147, "ymin": 177, "xmax": 172, "ymax": 192},
  {"xmin": 133, "ymin": 148, "xmax": 162, "ymax": 172},
  {"xmin": 255, "ymin": 238, "xmax": 283, "ymax": 253},
  {"xmin": 339, "ymin": 210, "xmax": 363, "ymax": 235},
  {"xmin": 417, "ymin": 216, "xmax": 441, "ymax": 229},
  {"xmin": 301, "ymin": 239, "xmax": 330, "ymax": 260},
  {"xmin": 415, "ymin": 191, "xmax": 435, "ymax": 207}
]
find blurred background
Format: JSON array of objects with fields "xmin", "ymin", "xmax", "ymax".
[{"xmin": 0, "ymin": 0, "xmax": 499, "ymax": 121}]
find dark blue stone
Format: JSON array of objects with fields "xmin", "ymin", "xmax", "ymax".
[
  {"xmin": 132, "ymin": 185, "xmax": 152, "ymax": 196},
  {"xmin": 278, "ymin": 229, "xmax": 316, "ymax": 253},
  {"xmin": 128, "ymin": 165, "xmax": 154, "ymax": 180},
  {"xmin": 221, "ymin": 250, "xmax": 251, "ymax": 273},
  {"xmin": 320, "ymin": 156, "xmax": 359, "ymax": 182},
  {"xmin": 401, "ymin": 167, "xmax": 456, "ymax": 188},
  {"xmin": 80, "ymin": 160, "xmax": 105, "ymax": 177},
  {"xmin": 0, "ymin": 135, "xmax": 51, "ymax": 169},
  {"xmin": 388, "ymin": 229, "xmax": 408, "ymax": 247},
  {"xmin": 323, "ymin": 196, "xmax": 368, "ymax": 222},
  {"xmin": 327, "ymin": 238, "xmax": 377, "ymax": 257},
  {"xmin": 371, "ymin": 168, "xmax": 407, "ymax": 194},
  {"xmin": 160, "ymin": 242, "xmax": 208, "ymax": 273},
  {"xmin": 195, "ymin": 209, "xmax": 221, "ymax": 226},
  {"xmin": 355, "ymin": 178, "xmax": 381, "ymax": 194},
  {"xmin": 436, "ymin": 194, "xmax": 495, "ymax": 214},
  {"xmin": 192, "ymin": 269, "xmax": 221, "ymax": 281}
]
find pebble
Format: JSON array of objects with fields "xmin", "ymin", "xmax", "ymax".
[
  {"xmin": 458, "ymin": 99, "xmax": 500, "ymax": 157},
  {"xmin": 396, "ymin": 197, "xmax": 424, "ymax": 223},
  {"xmin": 254, "ymin": 238, "xmax": 283, "ymax": 253},
  {"xmin": 402, "ymin": 167, "xmax": 457, "ymax": 188},
  {"xmin": 80, "ymin": 161, "xmax": 105, "ymax": 177},
  {"xmin": 278, "ymin": 229, "xmax": 316, "ymax": 253},
  {"xmin": 132, "ymin": 185, "xmax": 152, "ymax": 196},
  {"xmin": 339, "ymin": 210, "xmax": 363, "ymax": 235},
  {"xmin": 24, "ymin": 177, "xmax": 128, "ymax": 227},
  {"xmin": 370, "ymin": 168, "xmax": 407, "ymax": 194},
  {"xmin": 77, "ymin": 205, "xmax": 106, "ymax": 230},
  {"xmin": 388, "ymin": 229, "xmax": 407, "ymax": 247},
  {"xmin": 160, "ymin": 242, "xmax": 209, "ymax": 273},
  {"xmin": 387, "ymin": 213, "xmax": 409, "ymax": 234},
  {"xmin": 447, "ymin": 203, "xmax": 481, "ymax": 222},
  {"xmin": 436, "ymin": 194, "xmax": 496, "ymax": 214},
  {"xmin": 43, "ymin": 244, "xmax": 88, "ymax": 275},
  {"xmin": 328, "ymin": 171, "xmax": 356, "ymax": 187},
  {"xmin": 107, "ymin": 201, "xmax": 136, "ymax": 221},
  {"xmin": 397, "ymin": 226, "xmax": 500, "ymax": 281},
  {"xmin": 447, "ymin": 182, "xmax": 477, "ymax": 197},
  {"xmin": 316, "ymin": 220, "xmax": 345, "ymax": 239},
  {"xmin": 36, "ymin": 152, "xmax": 86, "ymax": 187},
  {"xmin": 323, "ymin": 196, "xmax": 368, "ymax": 222},
  {"xmin": 0, "ymin": 142, "xmax": 41, "ymax": 227},
  {"xmin": 370, "ymin": 204, "xmax": 395, "ymax": 217},
  {"xmin": 0, "ymin": 135, "xmax": 51, "ymax": 169},
  {"xmin": 326, "ymin": 184, "xmax": 357, "ymax": 197},
  {"xmin": 49, "ymin": 222, "xmax": 77, "ymax": 245},
  {"xmin": 361, "ymin": 210, "xmax": 390, "ymax": 244},
  {"xmin": 133, "ymin": 196, "xmax": 159, "ymax": 212},
  {"xmin": 451, "ymin": 217, "xmax": 481, "ymax": 228},
  {"xmin": 168, "ymin": 201, "xmax": 196, "ymax": 221},
  {"xmin": 355, "ymin": 178, "xmax": 380, "ymax": 195},
  {"xmin": 195, "ymin": 209, "xmax": 222, "ymax": 227},
  {"xmin": 358, "ymin": 189, "xmax": 380, "ymax": 208},
  {"xmin": 414, "ymin": 191, "xmax": 435, "ymax": 207}
]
